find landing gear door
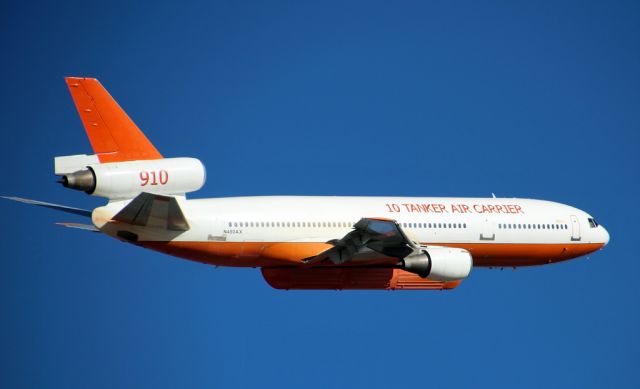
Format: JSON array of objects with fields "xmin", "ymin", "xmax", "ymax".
[
  {"xmin": 570, "ymin": 215, "xmax": 581, "ymax": 241},
  {"xmin": 480, "ymin": 218, "xmax": 495, "ymax": 241},
  {"xmin": 207, "ymin": 218, "xmax": 227, "ymax": 242}
]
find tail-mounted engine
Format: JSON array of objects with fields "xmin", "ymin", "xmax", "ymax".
[{"xmin": 55, "ymin": 155, "xmax": 206, "ymax": 199}]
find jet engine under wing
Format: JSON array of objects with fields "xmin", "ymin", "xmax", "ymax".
[{"xmin": 304, "ymin": 218, "xmax": 418, "ymax": 266}]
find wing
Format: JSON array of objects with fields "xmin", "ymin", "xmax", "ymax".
[
  {"xmin": 304, "ymin": 217, "xmax": 419, "ymax": 266},
  {"xmin": 269, "ymin": 217, "xmax": 472, "ymax": 289},
  {"xmin": 1, "ymin": 196, "xmax": 92, "ymax": 217}
]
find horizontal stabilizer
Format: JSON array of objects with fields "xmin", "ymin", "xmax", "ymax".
[
  {"xmin": 113, "ymin": 192, "xmax": 189, "ymax": 231},
  {"xmin": 1, "ymin": 196, "xmax": 92, "ymax": 217},
  {"xmin": 55, "ymin": 222, "xmax": 99, "ymax": 232}
]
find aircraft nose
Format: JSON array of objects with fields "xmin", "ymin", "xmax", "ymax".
[{"xmin": 601, "ymin": 226, "xmax": 610, "ymax": 246}]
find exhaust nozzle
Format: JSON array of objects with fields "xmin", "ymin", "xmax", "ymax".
[{"xmin": 59, "ymin": 168, "xmax": 96, "ymax": 194}]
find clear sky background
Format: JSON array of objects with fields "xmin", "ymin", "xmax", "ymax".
[{"xmin": 1, "ymin": 1, "xmax": 638, "ymax": 388}]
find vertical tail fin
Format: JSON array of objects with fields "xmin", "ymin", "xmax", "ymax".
[{"xmin": 65, "ymin": 77, "xmax": 163, "ymax": 163}]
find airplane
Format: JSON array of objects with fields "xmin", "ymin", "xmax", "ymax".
[{"xmin": 3, "ymin": 77, "xmax": 610, "ymax": 290}]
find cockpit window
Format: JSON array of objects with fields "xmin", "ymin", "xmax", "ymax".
[{"xmin": 588, "ymin": 218, "xmax": 599, "ymax": 228}]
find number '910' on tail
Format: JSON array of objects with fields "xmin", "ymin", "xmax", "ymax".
[{"xmin": 55, "ymin": 77, "xmax": 206, "ymax": 200}]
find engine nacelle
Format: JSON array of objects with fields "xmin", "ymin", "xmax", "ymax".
[
  {"xmin": 403, "ymin": 246, "xmax": 473, "ymax": 281},
  {"xmin": 59, "ymin": 157, "xmax": 206, "ymax": 199}
]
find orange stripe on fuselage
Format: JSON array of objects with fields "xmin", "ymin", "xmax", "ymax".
[
  {"xmin": 433, "ymin": 242, "xmax": 604, "ymax": 266},
  {"xmin": 140, "ymin": 241, "xmax": 605, "ymax": 268}
]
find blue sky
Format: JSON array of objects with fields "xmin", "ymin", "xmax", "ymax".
[{"xmin": 1, "ymin": 1, "xmax": 638, "ymax": 388}]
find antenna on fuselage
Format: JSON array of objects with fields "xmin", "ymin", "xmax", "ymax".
[{"xmin": 491, "ymin": 192, "xmax": 496, "ymax": 198}]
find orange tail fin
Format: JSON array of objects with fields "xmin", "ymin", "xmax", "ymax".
[{"xmin": 65, "ymin": 77, "xmax": 163, "ymax": 163}]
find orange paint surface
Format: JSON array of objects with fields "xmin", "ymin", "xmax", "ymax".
[
  {"xmin": 142, "ymin": 241, "xmax": 333, "ymax": 267},
  {"xmin": 65, "ymin": 77, "xmax": 163, "ymax": 163},
  {"xmin": 142, "ymin": 240, "xmax": 604, "ymax": 268},
  {"xmin": 438, "ymin": 242, "xmax": 605, "ymax": 266}
]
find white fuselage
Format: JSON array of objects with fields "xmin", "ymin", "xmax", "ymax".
[{"xmin": 94, "ymin": 196, "xmax": 609, "ymax": 268}]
